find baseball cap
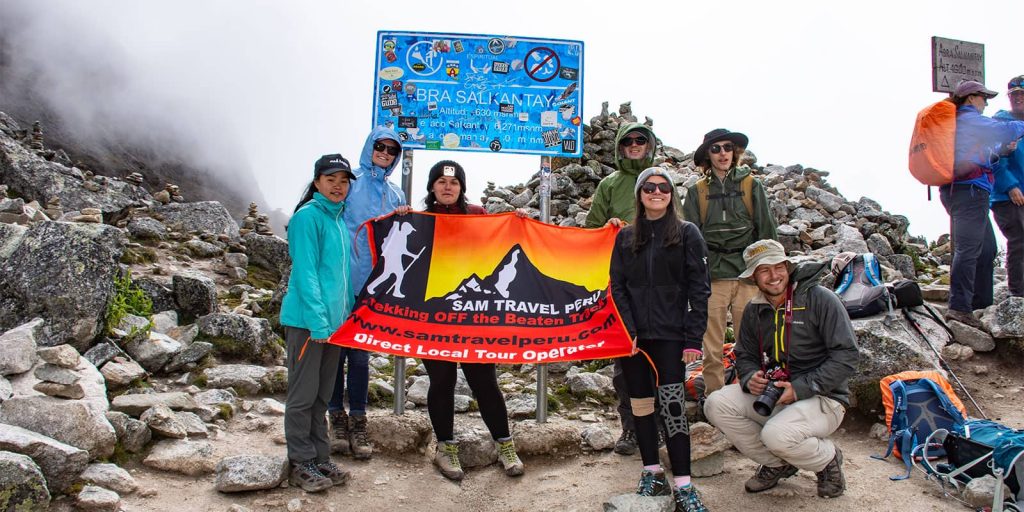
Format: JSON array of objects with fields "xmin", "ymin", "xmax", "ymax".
[
  {"xmin": 1008, "ymin": 75, "xmax": 1024, "ymax": 93},
  {"xmin": 313, "ymin": 154, "xmax": 356, "ymax": 180},
  {"xmin": 954, "ymin": 80, "xmax": 998, "ymax": 99}
]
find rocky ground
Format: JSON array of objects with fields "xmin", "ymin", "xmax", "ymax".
[{"xmin": 2, "ymin": 104, "xmax": 1024, "ymax": 511}]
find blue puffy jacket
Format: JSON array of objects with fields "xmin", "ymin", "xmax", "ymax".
[
  {"xmin": 345, "ymin": 127, "xmax": 406, "ymax": 293},
  {"xmin": 280, "ymin": 192, "xmax": 353, "ymax": 340},
  {"xmin": 992, "ymin": 109, "xmax": 1024, "ymax": 204}
]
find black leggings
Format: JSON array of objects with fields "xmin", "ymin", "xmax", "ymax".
[
  {"xmin": 620, "ymin": 339, "xmax": 691, "ymax": 476},
  {"xmin": 421, "ymin": 359, "xmax": 510, "ymax": 442}
]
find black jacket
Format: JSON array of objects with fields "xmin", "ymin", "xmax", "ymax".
[
  {"xmin": 735, "ymin": 261, "xmax": 860, "ymax": 406},
  {"xmin": 609, "ymin": 215, "xmax": 711, "ymax": 351}
]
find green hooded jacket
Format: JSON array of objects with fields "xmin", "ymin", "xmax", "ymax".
[
  {"xmin": 682, "ymin": 165, "xmax": 777, "ymax": 279},
  {"xmin": 584, "ymin": 123, "xmax": 684, "ymax": 228}
]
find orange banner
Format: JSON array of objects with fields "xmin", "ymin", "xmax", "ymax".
[{"xmin": 329, "ymin": 212, "xmax": 634, "ymax": 363}]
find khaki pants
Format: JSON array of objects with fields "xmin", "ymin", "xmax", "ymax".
[
  {"xmin": 704, "ymin": 383, "xmax": 845, "ymax": 472},
  {"xmin": 702, "ymin": 279, "xmax": 759, "ymax": 394}
]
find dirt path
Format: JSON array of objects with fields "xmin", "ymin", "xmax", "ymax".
[{"xmin": 114, "ymin": 348, "xmax": 1023, "ymax": 512}]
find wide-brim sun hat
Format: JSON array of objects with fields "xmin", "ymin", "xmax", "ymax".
[
  {"xmin": 693, "ymin": 128, "xmax": 749, "ymax": 168},
  {"xmin": 738, "ymin": 239, "xmax": 795, "ymax": 282}
]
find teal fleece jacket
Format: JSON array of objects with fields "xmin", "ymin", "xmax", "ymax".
[{"xmin": 280, "ymin": 192, "xmax": 353, "ymax": 340}]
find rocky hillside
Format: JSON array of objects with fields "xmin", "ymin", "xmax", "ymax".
[{"xmin": 0, "ymin": 103, "xmax": 1022, "ymax": 510}]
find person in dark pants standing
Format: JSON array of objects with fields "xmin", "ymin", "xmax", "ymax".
[
  {"xmin": 280, "ymin": 154, "xmax": 358, "ymax": 492},
  {"xmin": 393, "ymin": 160, "xmax": 525, "ymax": 482},
  {"xmin": 584, "ymin": 123, "xmax": 685, "ymax": 455},
  {"xmin": 610, "ymin": 167, "xmax": 711, "ymax": 511},
  {"xmin": 992, "ymin": 75, "xmax": 1024, "ymax": 298},
  {"xmin": 940, "ymin": 80, "xmax": 1024, "ymax": 328}
]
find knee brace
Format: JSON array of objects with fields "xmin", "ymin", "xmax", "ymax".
[
  {"xmin": 658, "ymin": 383, "xmax": 689, "ymax": 438},
  {"xmin": 630, "ymin": 397, "xmax": 656, "ymax": 417}
]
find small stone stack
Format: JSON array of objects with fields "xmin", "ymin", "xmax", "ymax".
[
  {"xmin": 43, "ymin": 197, "xmax": 63, "ymax": 220},
  {"xmin": 29, "ymin": 121, "xmax": 44, "ymax": 150},
  {"xmin": 239, "ymin": 202, "xmax": 273, "ymax": 236},
  {"xmin": 33, "ymin": 345, "xmax": 85, "ymax": 399},
  {"xmin": 72, "ymin": 207, "xmax": 103, "ymax": 224},
  {"xmin": 126, "ymin": 172, "xmax": 145, "ymax": 185}
]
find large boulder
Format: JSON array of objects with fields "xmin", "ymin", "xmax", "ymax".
[
  {"xmin": 0, "ymin": 395, "xmax": 117, "ymax": 459},
  {"xmin": 366, "ymin": 412, "xmax": 432, "ymax": 454},
  {"xmin": 201, "ymin": 364, "xmax": 287, "ymax": 395},
  {"xmin": 80, "ymin": 463, "xmax": 138, "ymax": 495},
  {"xmin": 197, "ymin": 313, "xmax": 283, "ymax": 363},
  {"xmin": 214, "ymin": 454, "xmax": 289, "ymax": 493},
  {"xmin": 0, "ymin": 222, "xmax": 126, "ymax": 349},
  {"xmin": 0, "ymin": 318, "xmax": 42, "ymax": 376},
  {"xmin": 242, "ymin": 232, "xmax": 290, "ymax": 275},
  {"xmin": 142, "ymin": 439, "xmax": 217, "ymax": 476},
  {"xmin": 988, "ymin": 297, "xmax": 1024, "ymax": 338},
  {"xmin": 153, "ymin": 201, "xmax": 239, "ymax": 240},
  {"xmin": 110, "ymin": 391, "xmax": 203, "ymax": 417},
  {"xmin": 0, "ymin": 450, "xmax": 50, "ymax": 510},
  {"xmin": 172, "ymin": 271, "xmax": 218, "ymax": 322},
  {"xmin": 0, "ymin": 423, "xmax": 90, "ymax": 493},
  {"xmin": 510, "ymin": 419, "xmax": 581, "ymax": 456},
  {"xmin": 849, "ymin": 313, "xmax": 949, "ymax": 409}
]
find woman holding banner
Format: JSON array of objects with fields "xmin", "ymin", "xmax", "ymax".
[
  {"xmin": 394, "ymin": 159, "xmax": 525, "ymax": 481},
  {"xmin": 609, "ymin": 167, "xmax": 712, "ymax": 512},
  {"xmin": 280, "ymin": 154, "xmax": 358, "ymax": 492}
]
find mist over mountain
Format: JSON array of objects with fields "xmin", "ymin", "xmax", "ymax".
[{"xmin": 0, "ymin": 2, "xmax": 273, "ymax": 225}]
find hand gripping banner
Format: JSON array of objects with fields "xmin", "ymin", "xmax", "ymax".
[{"xmin": 329, "ymin": 212, "xmax": 634, "ymax": 363}]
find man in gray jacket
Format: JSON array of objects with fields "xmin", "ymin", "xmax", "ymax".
[{"xmin": 704, "ymin": 240, "xmax": 859, "ymax": 499}]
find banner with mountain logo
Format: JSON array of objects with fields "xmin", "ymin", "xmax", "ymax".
[{"xmin": 329, "ymin": 212, "xmax": 634, "ymax": 363}]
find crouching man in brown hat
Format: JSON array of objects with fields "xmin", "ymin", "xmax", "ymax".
[{"xmin": 703, "ymin": 240, "xmax": 859, "ymax": 498}]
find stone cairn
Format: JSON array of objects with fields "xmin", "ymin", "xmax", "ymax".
[
  {"xmin": 43, "ymin": 197, "xmax": 63, "ymax": 220},
  {"xmin": 29, "ymin": 121, "xmax": 44, "ymax": 150},
  {"xmin": 32, "ymin": 346, "xmax": 86, "ymax": 399},
  {"xmin": 152, "ymin": 183, "xmax": 183, "ymax": 204},
  {"xmin": 239, "ymin": 202, "xmax": 274, "ymax": 236},
  {"xmin": 125, "ymin": 172, "xmax": 145, "ymax": 186}
]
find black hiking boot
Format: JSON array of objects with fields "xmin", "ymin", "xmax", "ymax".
[
  {"xmin": 744, "ymin": 462, "xmax": 799, "ymax": 492},
  {"xmin": 816, "ymin": 448, "xmax": 846, "ymax": 498},
  {"xmin": 674, "ymin": 485, "xmax": 709, "ymax": 512},
  {"xmin": 614, "ymin": 429, "xmax": 638, "ymax": 456}
]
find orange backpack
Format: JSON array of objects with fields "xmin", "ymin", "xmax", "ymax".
[{"xmin": 908, "ymin": 100, "xmax": 957, "ymax": 186}]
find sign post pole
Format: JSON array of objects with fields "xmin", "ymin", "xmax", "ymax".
[
  {"xmin": 392, "ymin": 148, "xmax": 415, "ymax": 416},
  {"xmin": 536, "ymin": 155, "xmax": 552, "ymax": 423}
]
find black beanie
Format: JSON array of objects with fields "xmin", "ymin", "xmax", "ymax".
[{"xmin": 426, "ymin": 160, "xmax": 466, "ymax": 192}]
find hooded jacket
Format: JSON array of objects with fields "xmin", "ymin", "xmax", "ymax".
[
  {"xmin": 682, "ymin": 165, "xmax": 777, "ymax": 279},
  {"xmin": 734, "ymin": 261, "xmax": 860, "ymax": 406},
  {"xmin": 280, "ymin": 192, "xmax": 353, "ymax": 340},
  {"xmin": 954, "ymin": 105, "xmax": 1024, "ymax": 193},
  {"xmin": 609, "ymin": 215, "xmax": 711, "ymax": 351},
  {"xmin": 346, "ymin": 126, "xmax": 407, "ymax": 292},
  {"xmin": 992, "ymin": 109, "xmax": 1024, "ymax": 204},
  {"xmin": 584, "ymin": 123, "xmax": 684, "ymax": 228}
]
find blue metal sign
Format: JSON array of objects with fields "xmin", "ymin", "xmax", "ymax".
[{"xmin": 373, "ymin": 31, "xmax": 584, "ymax": 157}]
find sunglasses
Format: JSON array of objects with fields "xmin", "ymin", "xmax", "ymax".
[
  {"xmin": 641, "ymin": 182, "xmax": 673, "ymax": 194},
  {"xmin": 709, "ymin": 143, "xmax": 735, "ymax": 154},
  {"xmin": 373, "ymin": 142, "xmax": 402, "ymax": 156},
  {"xmin": 619, "ymin": 136, "xmax": 649, "ymax": 147}
]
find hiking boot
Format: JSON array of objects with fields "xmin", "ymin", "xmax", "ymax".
[
  {"xmin": 316, "ymin": 460, "xmax": 350, "ymax": 486},
  {"xmin": 349, "ymin": 415, "xmax": 372, "ymax": 460},
  {"xmin": 816, "ymin": 448, "xmax": 846, "ymax": 498},
  {"xmin": 635, "ymin": 469, "xmax": 671, "ymax": 497},
  {"xmin": 673, "ymin": 485, "xmax": 709, "ymax": 512},
  {"xmin": 614, "ymin": 429, "xmax": 638, "ymax": 456},
  {"xmin": 329, "ymin": 410, "xmax": 350, "ymax": 454},
  {"xmin": 289, "ymin": 460, "xmax": 332, "ymax": 492},
  {"xmin": 744, "ymin": 462, "xmax": 799, "ymax": 492},
  {"xmin": 945, "ymin": 309, "xmax": 984, "ymax": 330},
  {"xmin": 496, "ymin": 437, "xmax": 525, "ymax": 476},
  {"xmin": 434, "ymin": 441, "xmax": 464, "ymax": 481}
]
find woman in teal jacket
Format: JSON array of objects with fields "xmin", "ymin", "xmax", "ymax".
[{"xmin": 280, "ymin": 153, "xmax": 356, "ymax": 493}]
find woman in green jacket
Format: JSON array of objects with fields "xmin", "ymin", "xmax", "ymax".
[{"xmin": 280, "ymin": 154, "xmax": 357, "ymax": 493}]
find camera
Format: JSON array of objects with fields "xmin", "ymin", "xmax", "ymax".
[{"xmin": 753, "ymin": 382, "xmax": 783, "ymax": 416}]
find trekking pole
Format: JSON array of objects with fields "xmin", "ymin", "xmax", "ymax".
[{"xmin": 900, "ymin": 308, "xmax": 988, "ymax": 419}]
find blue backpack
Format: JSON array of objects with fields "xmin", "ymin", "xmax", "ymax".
[
  {"xmin": 873, "ymin": 370, "xmax": 968, "ymax": 480},
  {"xmin": 833, "ymin": 253, "xmax": 891, "ymax": 318}
]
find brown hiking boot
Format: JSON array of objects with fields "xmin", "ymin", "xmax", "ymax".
[
  {"xmin": 434, "ymin": 441, "xmax": 464, "ymax": 481},
  {"xmin": 945, "ymin": 309, "xmax": 984, "ymax": 330},
  {"xmin": 349, "ymin": 414, "xmax": 372, "ymax": 460},
  {"xmin": 316, "ymin": 460, "xmax": 350, "ymax": 486},
  {"xmin": 329, "ymin": 410, "xmax": 350, "ymax": 455},
  {"xmin": 816, "ymin": 448, "xmax": 846, "ymax": 498},
  {"xmin": 289, "ymin": 460, "xmax": 332, "ymax": 493},
  {"xmin": 744, "ymin": 462, "xmax": 799, "ymax": 492}
]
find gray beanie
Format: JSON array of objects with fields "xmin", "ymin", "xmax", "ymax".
[{"xmin": 634, "ymin": 167, "xmax": 675, "ymax": 196}]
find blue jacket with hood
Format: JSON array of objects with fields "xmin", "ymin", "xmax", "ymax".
[
  {"xmin": 346, "ymin": 126, "xmax": 406, "ymax": 293},
  {"xmin": 992, "ymin": 109, "xmax": 1024, "ymax": 204},
  {"xmin": 280, "ymin": 192, "xmax": 353, "ymax": 340}
]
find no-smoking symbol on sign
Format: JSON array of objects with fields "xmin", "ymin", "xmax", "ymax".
[{"xmin": 525, "ymin": 47, "xmax": 560, "ymax": 82}]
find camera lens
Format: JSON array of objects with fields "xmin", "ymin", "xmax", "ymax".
[{"xmin": 753, "ymin": 383, "xmax": 784, "ymax": 416}]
